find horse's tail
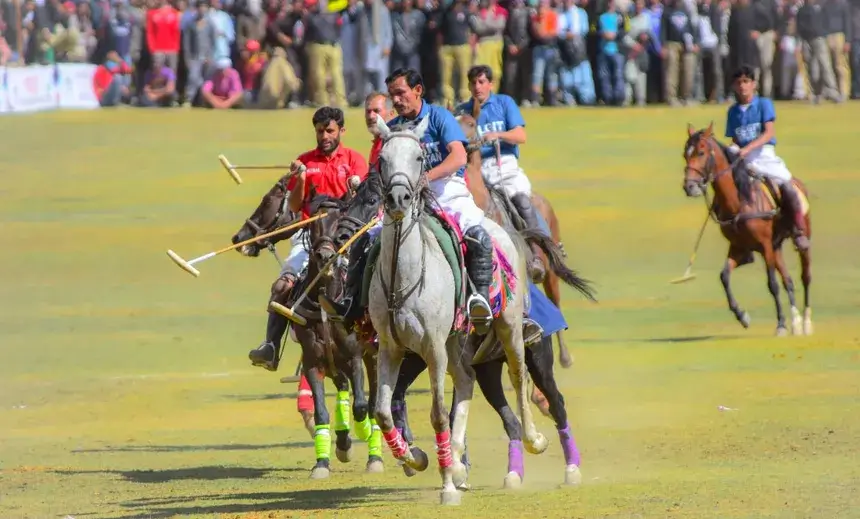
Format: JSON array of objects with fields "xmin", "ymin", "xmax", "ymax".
[{"xmin": 520, "ymin": 229, "xmax": 597, "ymax": 302}]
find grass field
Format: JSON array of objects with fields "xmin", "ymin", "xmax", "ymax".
[{"xmin": 2, "ymin": 103, "xmax": 859, "ymax": 519}]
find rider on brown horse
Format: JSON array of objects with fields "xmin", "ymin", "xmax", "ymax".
[
  {"xmin": 456, "ymin": 65, "xmax": 547, "ymax": 282},
  {"xmin": 723, "ymin": 65, "xmax": 809, "ymax": 251}
]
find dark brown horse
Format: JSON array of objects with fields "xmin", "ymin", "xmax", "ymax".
[
  {"xmin": 682, "ymin": 123, "xmax": 812, "ymax": 336},
  {"xmin": 456, "ymin": 113, "xmax": 577, "ymax": 370}
]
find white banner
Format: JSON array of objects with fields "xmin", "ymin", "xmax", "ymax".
[
  {"xmin": 5, "ymin": 65, "xmax": 57, "ymax": 113},
  {"xmin": 0, "ymin": 67, "xmax": 8, "ymax": 114},
  {"xmin": 56, "ymin": 63, "xmax": 100, "ymax": 110}
]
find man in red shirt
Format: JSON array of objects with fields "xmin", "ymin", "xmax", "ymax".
[
  {"xmin": 248, "ymin": 106, "xmax": 368, "ymax": 371},
  {"xmin": 146, "ymin": 0, "xmax": 181, "ymax": 76}
]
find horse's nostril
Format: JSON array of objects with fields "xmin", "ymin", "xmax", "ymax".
[
  {"xmin": 385, "ymin": 193, "xmax": 396, "ymax": 207},
  {"xmin": 403, "ymin": 193, "xmax": 411, "ymax": 201}
]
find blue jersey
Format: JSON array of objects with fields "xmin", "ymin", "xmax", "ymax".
[
  {"xmin": 458, "ymin": 93, "xmax": 526, "ymax": 161},
  {"xmin": 725, "ymin": 96, "xmax": 777, "ymax": 148},
  {"xmin": 388, "ymin": 100, "xmax": 469, "ymax": 177}
]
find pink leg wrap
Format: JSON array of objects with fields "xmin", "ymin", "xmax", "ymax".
[
  {"xmin": 435, "ymin": 430, "xmax": 453, "ymax": 469},
  {"xmin": 383, "ymin": 427, "xmax": 409, "ymax": 458}
]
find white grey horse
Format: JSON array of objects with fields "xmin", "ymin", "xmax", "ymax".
[{"xmin": 369, "ymin": 116, "xmax": 547, "ymax": 505}]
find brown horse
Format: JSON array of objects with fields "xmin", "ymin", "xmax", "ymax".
[
  {"xmin": 456, "ymin": 113, "xmax": 576, "ymax": 370},
  {"xmin": 682, "ymin": 123, "xmax": 812, "ymax": 336}
]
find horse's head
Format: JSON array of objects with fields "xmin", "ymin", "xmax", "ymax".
[
  {"xmin": 682, "ymin": 122, "xmax": 720, "ymax": 198},
  {"xmin": 373, "ymin": 113, "xmax": 430, "ymax": 221},
  {"xmin": 455, "ymin": 113, "xmax": 478, "ymax": 141},
  {"xmin": 231, "ymin": 174, "xmax": 295, "ymax": 256},
  {"xmin": 306, "ymin": 193, "xmax": 345, "ymax": 268},
  {"xmin": 334, "ymin": 169, "xmax": 383, "ymax": 249}
]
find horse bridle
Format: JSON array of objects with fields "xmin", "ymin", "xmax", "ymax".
[
  {"xmin": 245, "ymin": 177, "xmax": 295, "ymax": 250},
  {"xmin": 685, "ymin": 135, "xmax": 752, "ymax": 226}
]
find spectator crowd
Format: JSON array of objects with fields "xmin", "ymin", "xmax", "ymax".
[{"xmin": 0, "ymin": 0, "xmax": 857, "ymax": 108}]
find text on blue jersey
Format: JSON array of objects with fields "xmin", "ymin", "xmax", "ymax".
[
  {"xmin": 725, "ymin": 96, "xmax": 777, "ymax": 148},
  {"xmin": 458, "ymin": 93, "xmax": 526, "ymax": 160}
]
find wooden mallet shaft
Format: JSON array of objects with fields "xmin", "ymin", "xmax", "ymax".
[
  {"xmin": 270, "ymin": 216, "xmax": 380, "ymax": 325},
  {"xmin": 218, "ymin": 154, "xmax": 304, "ymax": 185},
  {"xmin": 166, "ymin": 212, "xmax": 328, "ymax": 277}
]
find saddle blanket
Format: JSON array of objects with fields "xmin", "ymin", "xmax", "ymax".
[{"xmin": 526, "ymin": 282, "xmax": 568, "ymax": 338}]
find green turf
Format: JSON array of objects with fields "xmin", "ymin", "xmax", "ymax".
[{"xmin": 1, "ymin": 104, "xmax": 859, "ymax": 519}]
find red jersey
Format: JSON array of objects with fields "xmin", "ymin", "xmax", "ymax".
[
  {"xmin": 287, "ymin": 145, "xmax": 368, "ymax": 217},
  {"xmin": 146, "ymin": 6, "xmax": 180, "ymax": 54},
  {"xmin": 368, "ymin": 137, "xmax": 383, "ymax": 168}
]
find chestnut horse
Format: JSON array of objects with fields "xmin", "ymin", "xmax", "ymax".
[
  {"xmin": 455, "ymin": 113, "xmax": 576, "ymax": 370},
  {"xmin": 682, "ymin": 123, "xmax": 812, "ymax": 336}
]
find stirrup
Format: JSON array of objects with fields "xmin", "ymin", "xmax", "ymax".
[
  {"xmin": 523, "ymin": 318, "xmax": 543, "ymax": 346},
  {"xmin": 319, "ymin": 295, "xmax": 350, "ymax": 322},
  {"xmin": 467, "ymin": 294, "xmax": 493, "ymax": 334}
]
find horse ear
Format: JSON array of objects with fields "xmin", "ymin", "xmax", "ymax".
[
  {"xmin": 687, "ymin": 123, "xmax": 695, "ymax": 137},
  {"xmin": 413, "ymin": 116, "xmax": 431, "ymax": 140},
  {"xmin": 704, "ymin": 121, "xmax": 714, "ymax": 137},
  {"xmin": 375, "ymin": 114, "xmax": 391, "ymax": 140}
]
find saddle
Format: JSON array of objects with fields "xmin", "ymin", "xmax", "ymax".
[{"xmin": 357, "ymin": 206, "xmax": 516, "ymax": 337}]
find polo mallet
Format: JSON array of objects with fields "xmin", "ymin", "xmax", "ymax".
[
  {"xmin": 269, "ymin": 216, "xmax": 380, "ymax": 326},
  {"xmin": 670, "ymin": 212, "xmax": 710, "ymax": 284},
  {"xmin": 280, "ymin": 360, "xmax": 303, "ymax": 384},
  {"xmin": 166, "ymin": 212, "xmax": 328, "ymax": 277},
  {"xmin": 217, "ymin": 154, "xmax": 301, "ymax": 185}
]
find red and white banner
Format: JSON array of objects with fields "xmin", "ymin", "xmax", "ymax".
[{"xmin": 1, "ymin": 64, "xmax": 100, "ymax": 114}]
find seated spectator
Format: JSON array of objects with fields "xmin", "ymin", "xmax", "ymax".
[
  {"xmin": 200, "ymin": 57, "xmax": 244, "ymax": 108},
  {"xmin": 93, "ymin": 51, "xmax": 132, "ymax": 106},
  {"xmin": 140, "ymin": 53, "xmax": 178, "ymax": 107},
  {"xmin": 239, "ymin": 39, "xmax": 268, "ymax": 105}
]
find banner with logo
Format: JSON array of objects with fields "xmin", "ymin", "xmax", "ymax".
[
  {"xmin": 56, "ymin": 64, "xmax": 100, "ymax": 110},
  {"xmin": 5, "ymin": 65, "xmax": 58, "ymax": 113}
]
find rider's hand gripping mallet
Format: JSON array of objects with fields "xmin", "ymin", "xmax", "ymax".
[
  {"xmin": 166, "ymin": 212, "xmax": 327, "ymax": 277},
  {"xmin": 217, "ymin": 155, "xmax": 305, "ymax": 185},
  {"xmin": 670, "ymin": 212, "xmax": 710, "ymax": 284},
  {"xmin": 269, "ymin": 216, "xmax": 380, "ymax": 326}
]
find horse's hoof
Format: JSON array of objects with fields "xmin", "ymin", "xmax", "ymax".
[
  {"xmin": 503, "ymin": 471, "xmax": 523, "ymax": 489},
  {"xmin": 365, "ymin": 458, "xmax": 384, "ymax": 474},
  {"xmin": 738, "ymin": 311, "xmax": 751, "ymax": 328},
  {"xmin": 456, "ymin": 481, "xmax": 471, "ymax": 491},
  {"xmin": 525, "ymin": 433, "xmax": 548, "ymax": 455},
  {"xmin": 309, "ymin": 466, "xmax": 330, "ymax": 480},
  {"xmin": 335, "ymin": 447, "xmax": 352, "ymax": 463},
  {"xmin": 791, "ymin": 308, "xmax": 803, "ymax": 335},
  {"xmin": 559, "ymin": 353, "xmax": 573, "ymax": 369},
  {"xmin": 451, "ymin": 460, "xmax": 468, "ymax": 488},
  {"xmin": 440, "ymin": 490, "xmax": 462, "ymax": 506},
  {"xmin": 775, "ymin": 326, "xmax": 788, "ymax": 337},
  {"xmin": 408, "ymin": 446, "xmax": 429, "ymax": 472},
  {"xmin": 401, "ymin": 463, "xmax": 418, "ymax": 477},
  {"xmin": 563, "ymin": 464, "xmax": 582, "ymax": 486},
  {"xmin": 804, "ymin": 319, "xmax": 814, "ymax": 336}
]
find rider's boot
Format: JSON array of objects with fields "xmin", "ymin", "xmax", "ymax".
[
  {"xmin": 249, "ymin": 273, "xmax": 296, "ymax": 370},
  {"xmin": 319, "ymin": 234, "xmax": 370, "ymax": 329},
  {"xmin": 781, "ymin": 182, "xmax": 810, "ymax": 251},
  {"xmin": 511, "ymin": 193, "xmax": 547, "ymax": 283},
  {"xmin": 465, "ymin": 226, "xmax": 495, "ymax": 335}
]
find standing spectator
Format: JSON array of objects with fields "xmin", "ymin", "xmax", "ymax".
[
  {"xmin": 362, "ymin": 0, "xmax": 393, "ymax": 97},
  {"xmin": 661, "ymin": 0, "xmax": 698, "ymax": 106},
  {"xmin": 645, "ymin": 0, "xmax": 664, "ymax": 103},
  {"xmin": 341, "ymin": 0, "xmax": 364, "ymax": 104},
  {"xmin": 596, "ymin": 0, "xmax": 624, "ymax": 106},
  {"xmin": 210, "ymin": 0, "xmax": 235, "ymax": 62},
  {"xmin": 528, "ymin": 0, "xmax": 560, "ymax": 106},
  {"xmin": 69, "ymin": 1, "xmax": 98, "ymax": 62},
  {"xmin": 391, "ymin": 0, "xmax": 425, "ymax": 72},
  {"xmin": 777, "ymin": 0, "xmax": 804, "ymax": 100},
  {"xmin": 557, "ymin": 0, "xmax": 595, "ymax": 105},
  {"xmin": 110, "ymin": 2, "xmax": 134, "ymax": 65},
  {"xmin": 182, "ymin": 0, "xmax": 216, "ymax": 106},
  {"xmin": 93, "ymin": 51, "xmax": 132, "ymax": 105},
  {"xmin": 239, "ymin": 38, "xmax": 267, "ymax": 103},
  {"xmin": 146, "ymin": 0, "xmax": 181, "ymax": 74},
  {"xmin": 698, "ymin": 0, "xmax": 723, "ymax": 102},
  {"xmin": 235, "ymin": 0, "xmax": 266, "ymax": 51},
  {"xmin": 419, "ymin": 0, "xmax": 443, "ymax": 103},
  {"xmin": 823, "ymin": 0, "xmax": 851, "ymax": 101},
  {"xmin": 727, "ymin": 0, "xmax": 757, "ymax": 89},
  {"xmin": 259, "ymin": 0, "xmax": 303, "ymax": 108},
  {"xmin": 623, "ymin": 0, "xmax": 650, "ymax": 106},
  {"xmin": 797, "ymin": 0, "xmax": 840, "ymax": 102},
  {"xmin": 502, "ymin": 0, "xmax": 532, "ymax": 103},
  {"xmin": 751, "ymin": 0, "xmax": 778, "ymax": 98},
  {"xmin": 200, "ymin": 56, "xmax": 245, "ymax": 107},
  {"xmin": 438, "ymin": 0, "xmax": 472, "ymax": 107},
  {"xmin": 140, "ymin": 52, "xmax": 178, "ymax": 106},
  {"xmin": 472, "ymin": 0, "xmax": 507, "ymax": 93},
  {"xmin": 304, "ymin": 0, "xmax": 346, "ymax": 108},
  {"xmin": 851, "ymin": 0, "xmax": 860, "ymax": 99}
]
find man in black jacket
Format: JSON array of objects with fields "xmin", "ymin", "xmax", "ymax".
[{"xmin": 797, "ymin": 0, "xmax": 840, "ymax": 102}]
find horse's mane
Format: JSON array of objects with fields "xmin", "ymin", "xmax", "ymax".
[
  {"xmin": 687, "ymin": 131, "xmax": 754, "ymax": 203},
  {"xmin": 307, "ymin": 192, "xmax": 345, "ymax": 216}
]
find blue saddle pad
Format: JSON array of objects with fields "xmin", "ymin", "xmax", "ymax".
[
  {"xmin": 534, "ymin": 207, "xmax": 552, "ymax": 237},
  {"xmin": 526, "ymin": 282, "xmax": 567, "ymax": 337}
]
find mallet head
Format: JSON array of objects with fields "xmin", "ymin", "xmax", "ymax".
[
  {"xmin": 218, "ymin": 154, "xmax": 243, "ymax": 185},
  {"xmin": 167, "ymin": 249, "xmax": 201, "ymax": 277}
]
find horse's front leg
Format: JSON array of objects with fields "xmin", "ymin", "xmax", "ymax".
[
  {"xmin": 774, "ymin": 248, "xmax": 802, "ymax": 335},
  {"xmin": 362, "ymin": 350, "xmax": 384, "ymax": 473},
  {"xmin": 332, "ymin": 370, "xmax": 354, "ymax": 463},
  {"xmin": 346, "ymin": 351, "xmax": 372, "ymax": 442},
  {"xmin": 391, "ymin": 351, "xmax": 427, "ymax": 477},
  {"xmin": 447, "ymin": 344, "xmax": 474, "ymax": 491},
  {"xmin": 426, "ymin": 345, "xmax": 460, "ymax": 505},
  {"xmin": 763, "ymin": 245, "xmax": 787, "ymax": 335},
  {"xmin": 722, "ymin": 246, "xmax": 753, "ymax": 328},
  {"xmin": 305, "ymin": 364, "xmax": 332, "ymax": 479}
]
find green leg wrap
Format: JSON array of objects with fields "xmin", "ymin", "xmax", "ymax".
[
  {"xmin": 314, "ymin": 424, "xmax": 331, "ymax": 460},
  {"xmin": 354, "ymin": 415, "xmax": 373, "ymax": 442},
  {"xmin": 367, "ymin": 419, "xmax": 383, "ymax": 458},
  {"xmin": 334, "ymin": 391, "xmax": 351, "ymax": 432}
]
